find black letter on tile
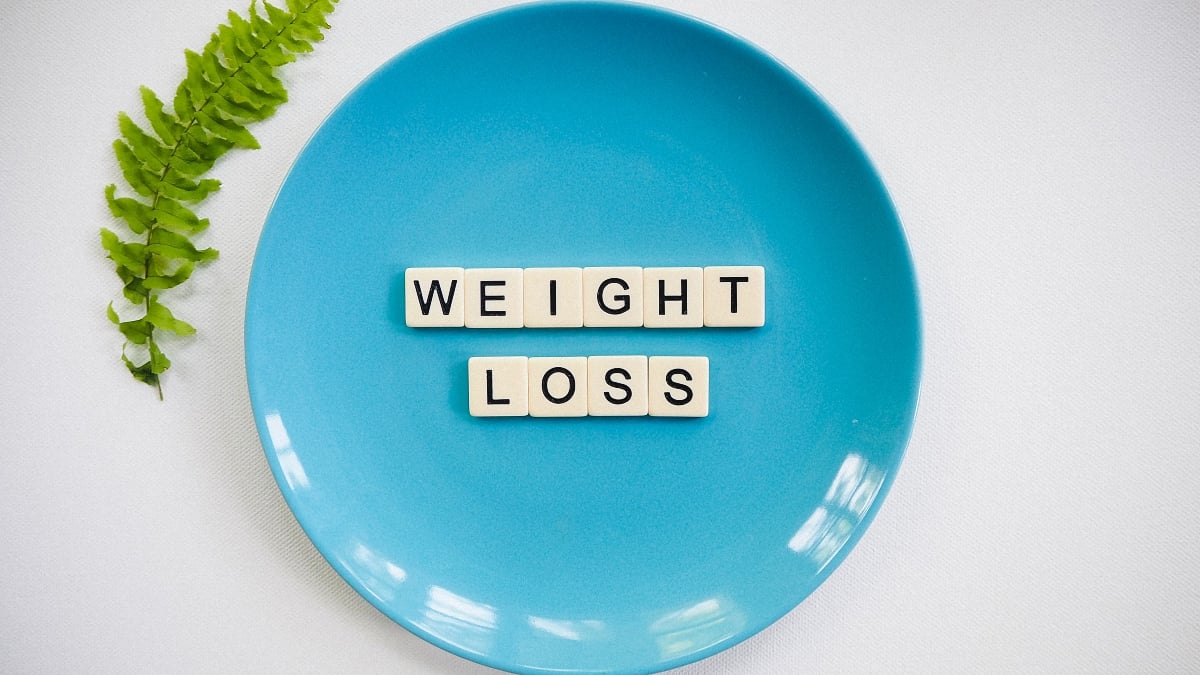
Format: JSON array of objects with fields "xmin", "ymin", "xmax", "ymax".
[
  {"xmin": 597, "ymin": 278, "xmax": 631, "ymax": 315},
  {"xmin": 603, "ymin": 367, "xmax": 633, "ymax": 404},
  {"xmin": 719, "ymin": 276, "xmax": 749, "ymax": 313},
  {"xmin": 658, "ymin": 279, "xmax": 688, "ymax": 316},
  {"xmin": 541, "ymin": 367, "xmax": 576, "ymax": 404},
  {"xmin": 479, "ymin": 280, "xmax": 506, "ymax": 316},
  {"xmin": 664, "ymin": 368, "xmax": 694, "ymax": 405},
  {"xmin": 486, "ymin": 369, "xmax": 510, "ymax": 405},
  {"xmin": 549, "ymin": 279, "xmax": 558, "ymax": 316},
  {"xmin": 412, "ymin": 279, "xmax": 458, "ymax": 316}
]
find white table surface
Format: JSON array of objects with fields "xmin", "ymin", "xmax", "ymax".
[{"xmin": 3, "ymin": 1, "xmax": 1198, "ymax": 672}]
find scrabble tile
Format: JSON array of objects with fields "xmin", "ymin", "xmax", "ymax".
[
  {"xmin": 404, "ymin": 267, "xmax": 464, "ymax": 327},
  {"xmin": 468, "ymin": 356, "xmax": 528, "ymax": 416},
  {"xmin": 582, "ymin": 267, "xmax": 643, "ymax": 327},
  {"xmin": 465, "ymin": 268, "xmax": 523, "ymax": 328},
  {"xmin": 648, "ymin": 356, "xmax": 709, "ymax": 417},
  {"xmin": 643, "ymin": 267, "xmax": 704, "ymax": 328},
  {"xmin": 587, "ymin": 355, "xmax": 648, "ymax": 416},
  {"xmin": 528, "ymin": 357, "xmax": 588, "ymax": 417},
  {"xmin": 704, "ymin": 266, "xmax": 765, "ymax": 327},
  {"xmin": 523, "ymin": 268, "xmax": 584, "ymax": 328}
]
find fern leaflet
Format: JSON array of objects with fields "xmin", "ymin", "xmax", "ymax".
[{"xmin": 102, "ymin": 0, "xmax": 338, "ymax": 398}]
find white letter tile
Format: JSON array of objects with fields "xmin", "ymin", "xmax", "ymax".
[
  {"xmin": 465, "ymin": 268, "xmax": 523, "ymax": 328},
  {"xmin": 648, "ymin": 356, "xmax": 709, "ymax": 417},
  {"xmin": 643, "ymin": 267, "xmax": 704, "ymax": 328},
  {"xmin": 703, "ymin": 266, "xmax": 765, "ymax": 327},
  {"xmin": 468, "ymin": 356, "xmax": 529, "ymax": 417},
  {"xmin": 528, "ymin": 356, "xmax": 588, "ymax": 417},
  {"xmin": 587, "ymin": 355, "xmax": 648, "ymax": 416},
  {"xmin": 583, "ymin": 267, "xmax": 643, "ymax": 327},
  {"xmin": 405, "ymin": 267, "xmax": 464, "ymax": 327},
  {"xmin": 523, "ymin": 268, "xmax": 583, "ymax": 328}
]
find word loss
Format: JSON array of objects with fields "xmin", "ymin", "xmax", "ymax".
[
  {"xmin": 469, "ymin": 356, "xmax": 709, "ymax": 417},
  {"xmin": 405, "ymin": 266, "xmax": 765, "ymax": 328}
]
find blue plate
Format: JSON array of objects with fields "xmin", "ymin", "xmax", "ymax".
[{"xmin": 246, "ymin": 3, "xmax": 920, "ymax": 673}]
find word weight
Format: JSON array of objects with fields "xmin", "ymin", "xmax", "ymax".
[{"xmin": 406, "ymin": 266, "xmax": 764, "ymax": 328}]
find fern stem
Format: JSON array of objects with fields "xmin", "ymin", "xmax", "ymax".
[
  {"xmin": 152, "ymin": 348, "xmax": 164, "ymax": 400},
  {"xmin": 144, "ymin": 294, "xmax": 157, "ymax": 398}
]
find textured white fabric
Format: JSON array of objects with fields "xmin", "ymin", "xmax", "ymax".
[{"xmin": 2, "ymin": 1, "xmax": 1199, "ymax": 672}]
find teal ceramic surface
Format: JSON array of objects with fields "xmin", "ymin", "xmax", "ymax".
[{"xmin": 246, "ymin": 3, "xmax": 920, "ymax": 673}]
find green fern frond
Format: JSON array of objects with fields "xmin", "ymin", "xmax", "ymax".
[{"xmin": 102, "ymin": 0, "xmax": 337, "ymax": 398}]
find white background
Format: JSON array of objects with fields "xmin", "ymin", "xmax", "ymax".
[{"xmin": 2, "ymin": 1, "xmax": 1198, "ymax": 672}]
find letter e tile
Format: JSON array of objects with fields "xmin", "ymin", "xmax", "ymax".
[{"xmin": 466, "ymin": 268, "xmax": 523, "ymax": 328}]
